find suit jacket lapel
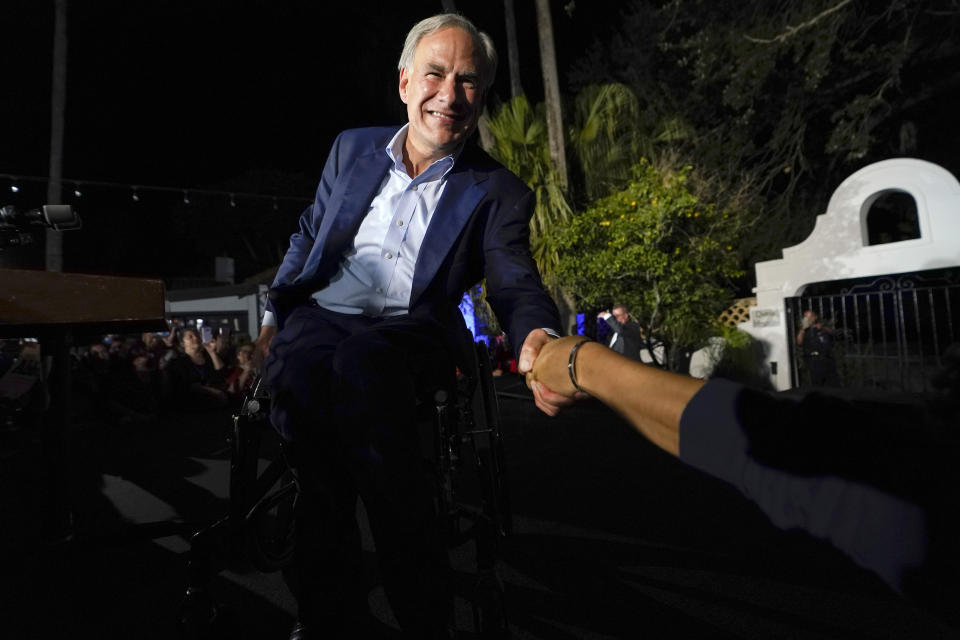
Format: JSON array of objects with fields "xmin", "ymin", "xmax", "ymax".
[
  {"xmin": 410, "ymin": 166, "xmax": 488, "ymax": 307},
  {"xmin": 301, "ymin": 148, "xmax": 390, "ymax": 284}
]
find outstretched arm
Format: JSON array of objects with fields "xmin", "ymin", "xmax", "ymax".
[{"xmin": 528, "ymin": 336, "xmax": 704, "ymax": 455}]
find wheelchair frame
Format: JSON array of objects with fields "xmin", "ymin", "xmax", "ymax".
[{"xmin": 179, "ymin": 339, "xmax": 513, "ymax": 637}]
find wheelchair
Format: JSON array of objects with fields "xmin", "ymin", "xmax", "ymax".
[{"xmin": 179, "ymin": 335, "xmax": 513, "ymax": 638}]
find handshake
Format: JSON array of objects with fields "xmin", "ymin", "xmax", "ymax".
[{"xmin": 524, "ymin": 335, "xmax": 704, "ymax": 456}]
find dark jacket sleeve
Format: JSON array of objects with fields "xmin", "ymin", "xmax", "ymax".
[
  {"xmin": 678, "ymin": 379, "xmax": 929, "ymax": 595},
  {"xmin": 481, "ymin": 184, "xmax": 561, "ymax": 354}
]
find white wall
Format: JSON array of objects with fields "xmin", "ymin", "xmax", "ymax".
[
  {"xmin": 740, "ymin": 158, "xmax": 960, "ymax": 390},
  {"xmin": 164, "ymin": 285, "xmax": 266, "ymax": 337}
]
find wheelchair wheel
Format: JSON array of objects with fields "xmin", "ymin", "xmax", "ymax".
[
  {"xmin": 471, "ymin": 342, "xmax": 513, "ymax": 537},
  {"xmin": 472, "ymin": 572, "xmax": 510, "ymax": 638},
  {"xmin": 232, "ymin": 378, "xmax": 298, "ymax": 573},
  {"xmin": 243, "ymin": 471, "xmax": 297, "ymax": 572}
]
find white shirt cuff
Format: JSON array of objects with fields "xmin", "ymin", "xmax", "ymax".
[{"xmin": 262, "ymin": 310, "xmax": 277, "ymax": 328}]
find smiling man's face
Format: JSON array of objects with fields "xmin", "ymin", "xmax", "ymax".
[{"xmin": 399, "ymin": 26, "xmax": 482, "ymax": 172}]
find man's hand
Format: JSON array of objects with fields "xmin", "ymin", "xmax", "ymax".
[
  {"xmin": 253, "ymin": 325, "xmax": 277, "ymax": 370},
  {"xmin": 528, "ymin": 336, "xmax": 589, "ymax": 397},
  {"xmin": 518, "ymin": 329, "xmax": 583, "ymax": 417}
]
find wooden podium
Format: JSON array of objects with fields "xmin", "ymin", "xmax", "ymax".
[
  {"xmin": 0, "ymin": 268, "xmax": 166, "ymax": 338},
  {"xmin": 0, "ymin": 268, "xmax": 167, "ymax": 541}
]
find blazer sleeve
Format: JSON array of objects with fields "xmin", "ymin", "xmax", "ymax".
[
  {"xmin": 679, "ymin": 379, "xmax": 929, "ymax": 595},
  {"xmin": 265, "ymin": 132, "xmax": 346, "ymax": 315},
  {"xmin": 481, "ymin": 187, "xmax": 561, "ymax": 354}
]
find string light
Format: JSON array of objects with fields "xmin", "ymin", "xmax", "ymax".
[{"xmin": 0, "ymin": 173, "xmax": 308, "ymax": 209}]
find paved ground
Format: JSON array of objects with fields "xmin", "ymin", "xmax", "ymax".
[{"xmin": 1, "ymin": 375, "xmax": 956, "ymax": 639}]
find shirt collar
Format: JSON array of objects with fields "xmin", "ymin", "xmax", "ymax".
[{"xmin": 385, "ymin": 124, "xmax": 459, "ymax": 181}]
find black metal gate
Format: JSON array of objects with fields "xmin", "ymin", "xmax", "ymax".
[{"xmin": 785, "ymin": 270, "xmax": 960, "ymax": 392}]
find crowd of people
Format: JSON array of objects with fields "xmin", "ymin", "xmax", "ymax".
[
  {"xmin": 1, "ymin": 324, "xmax": 517, "ymax": 426},
  {"xmin": 67, "ymin": 324, "xmax": 258, "ymax": 422},
  {"xmin": 0, "ymin": 323, "xmax": 524, "ymax": 431}
]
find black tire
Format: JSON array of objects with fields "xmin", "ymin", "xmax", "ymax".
[
  {"xmin": 243, "ymin": 475, "xmax": 297, "ymax": 573},
  {"xmin": 233, "ymin": 379, "xmax": 298, "ymax": 573},
  {"xmin": 472, "ymin": 572, "xmax": 510, "ymax": 638}
]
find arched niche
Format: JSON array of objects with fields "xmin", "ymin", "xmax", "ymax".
[
  {"xmin": 741, "ymin": 158, "xmax": 960, "ymax": 390},
  {"xmin": 862, "ymin": 189, "xmax": 921, "ymax": 246}
]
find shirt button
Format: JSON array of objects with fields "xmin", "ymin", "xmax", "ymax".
[
  {"xmin": 397, "ymin": 220, "xmax": 404, "ymax": 226},
  {"xmin": 385, "ymin": 252, "xmax": 393, "ymax": 260},
  {"xmin": 375, "ymin": 287, "xmax": 383, "ymax": 294},
  {"xmin": 411, "ymin": 184, "xmax": 418, "ymax": 191}
]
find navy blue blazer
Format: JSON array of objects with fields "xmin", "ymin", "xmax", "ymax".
[{"xmin": 267, "ymin": 127, "xmax": 560, "ymax": 355}]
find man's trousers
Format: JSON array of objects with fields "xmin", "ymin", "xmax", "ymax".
[{"xmin": 264, "ymin": 303, "xmax": 456, "ymax": 637}]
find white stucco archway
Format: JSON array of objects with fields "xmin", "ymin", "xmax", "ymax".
[{"xmin": 741, "ymin": 158, "xmax": 960, "ymax": 390}]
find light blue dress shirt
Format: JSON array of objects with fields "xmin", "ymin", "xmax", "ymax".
[{"xmin": 263, "ymin": 125, "xmax": 456, "ymax": 325}]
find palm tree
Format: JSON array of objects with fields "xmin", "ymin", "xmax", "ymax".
[
  {"xmin": 504, "ymin": 0, "xmax": 523, "ymax": 98},
  {"xmin": 568, "ymin": 84, "xmax": 643, "ymax": 201},
  {"xmin": 485, "ymin": 82, "xmax": 663, "ymax": 273},
  {"xmin": 534, "ymin": 0, "xmax": 567, "ymax": 191},
  {"xmin": 485, "ymin": 83, "xmax": 674, "ymax": 334},
  {"xmin": 482, "ymin": 95, "xmax": 577, "ymax": 333},
  {"xmin": 482, "ymin": 95, "xmax": 572, "ymax": 279},
  {"xmin": 46, "ymin": 0, "xmax": 67, "ymax": 272}
]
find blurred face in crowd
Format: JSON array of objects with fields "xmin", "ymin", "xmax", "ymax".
[
  {"xmin": 399, "ymin": 27, "xmax": 483, "ymax": 168},
  {"xmin": 612, "ymin": 307, "xmax": 629, "ymax": 324},
  {"xmin": 237, "ymin": 345, "xmax": 254, "ymax": 365},
  {"xmin": 132, "ymin": 355, "xmax": 150, "ymax": 372},
  {"xmin": 182, "ymin": 328, "xmax": 202, "ymax": 355}
]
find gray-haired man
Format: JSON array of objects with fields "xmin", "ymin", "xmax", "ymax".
[{"xmin": 256, "ymin": 14, "xmax": 569, "ymax": 639}]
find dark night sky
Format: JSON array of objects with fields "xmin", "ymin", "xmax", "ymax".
[
  {"xmin": 2, "ymin": 0, "xmax": 620, "ymax": 189},
  {"xmin": 0, "ymin": 1, "xmax": 623, "ymax": 278}
]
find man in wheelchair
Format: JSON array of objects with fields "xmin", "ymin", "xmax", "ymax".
[{"xmin": 253, "ymin": 13, "xmax": 570, "ymax": 639}]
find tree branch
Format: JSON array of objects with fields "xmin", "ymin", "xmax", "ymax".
[{"xmin": 744, "ymin": 0, "xmax": 854, "ymax": 44}]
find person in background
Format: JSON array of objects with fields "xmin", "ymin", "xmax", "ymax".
[
  {"xmin": 214, "ymin": 327, "xmax": 235, "ymax": 367},
  {"xmin": 225, "ymin": 342, "xmax": 256, "ymax": 400},
  {"xmin": 597, "ymin": 305, "xmax": 643, "ymax": 361},
  {"xmin": 796, "ymin": 309, "xmax": 838, "ymax": 386},
  {"xmin": 490, "ymin": 333, "xmax": 514, "ymax": 376},
  {"xmin": 166, "ymin": 328, "xmax": 228, "ymax": 409}
]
